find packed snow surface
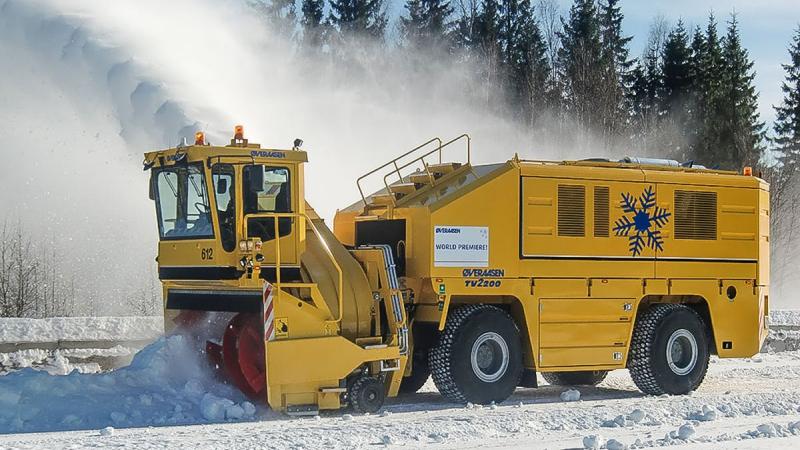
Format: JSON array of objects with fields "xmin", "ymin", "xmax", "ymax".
[
  {"xmin": 1, "ymin": 351, "xmax": 800, "ymax": 448},
  {"xmin": 0, "ymin": 336, "xmax": 260, "ymax": 434},
  {"xmin": 0, "ymin": 312, "xmax": 797, "ymax": 445},
  {"xmin": 0, "ymin": 317, "xmax": 163, "ymax": 343}
]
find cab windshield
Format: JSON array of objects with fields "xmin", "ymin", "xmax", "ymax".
[{"xmin": 154, "ymin": 164, "xmax": 214, "ymax": 240}]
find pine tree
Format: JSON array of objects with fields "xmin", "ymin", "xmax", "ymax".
[
  {"xmin": 557, "ymin": 0, "xmax": 604, "ymax": 134},
  {"xmin": 770, "ymin": 27, "xmax": 800, "ymax": 290},
  {"xmin": 471, "ymin": 0, "xmax": 502, "ymax": 104},
  {"xmin": 686, "ymin": 25, "xmax": 708, "ymax": 158},
  {"xmin": 689, "ymin": 14, "xmax": 725, "ymax": 166},
  {"xmin": 661, "ymin": 21, "xmax": 692, "ymax": 112},
  {"xmin": 774, "ymin": 27, "xmax": 800, "ymax": 174},
  {"xmin": 251, "ymin": 0, "xmax": 297, "ymax": 39},
  {"xmin": 660, "ymin": 20, "xmax": 694, "ymax": 159},
  {"xmin": 717, "ymin": 14, "xmax": 765, "ymax": 169},
  {"xmin": 401, "ymin": 0, "xmax": 454, "ymax": 49},
  {"xmin": 300, "ymin": 0, "xmax": 327, "ymax": 51},
  {"xmin": 628, "ymin": 43, "xmax": 662, "ymax": 150},
  {"xmin": 498, "ymin": 0, "xmax": 549, "ymax": 125},
  {"xmin": 598, "ymin": 0, "xmax": 634, "ymax": 138},
  {"xmin": 451, "ymin": 0, "xmax": 479, "ymax": 51},
  {"xmin": 599, "ymin": 0, "xmax": 633, "ymax": 73},
  {"xmin": 329, "ymin": 0, "xmax": 387, "ymax": 39}
]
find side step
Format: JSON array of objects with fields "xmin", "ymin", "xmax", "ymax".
[
  {"xmin": 427, "ymin": 162, "xmax": 462, "ymax": 176},
  {"xmin": 390, "ymin": 182, "xmax": 417, "ymax": 195},
  {"xmin": 286, "ymin": 404, "xmax": 320, "ymax": 417}
]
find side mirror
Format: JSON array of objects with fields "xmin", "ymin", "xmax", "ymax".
[
  {"xmin": 148, "ymin": 174, "xmax": 156, "ymax": 200},
  {"xmin": 216, "ymin": 177, "xmax": 228, "ymax": 195},
  {"xmin": 246, "ymin": 165, "xmax": 264, "ymax": 192}
]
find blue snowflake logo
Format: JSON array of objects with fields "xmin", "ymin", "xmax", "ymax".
[{"xmin": 613, "ymin": 186, "xmax": 671, "ymax": 256}]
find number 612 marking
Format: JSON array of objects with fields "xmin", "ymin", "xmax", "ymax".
[{"xmin": 201, "ymin": 248, "xmax": 214, "ymax": 260}]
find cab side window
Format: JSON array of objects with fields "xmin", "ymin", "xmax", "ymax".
[
  {"xmin": 212, "ymin": 164, "xmax": 236, "ymax": 252},
  {"xmin": 243, "ymin": 165, "xmax": 292, "ymax": 241}
]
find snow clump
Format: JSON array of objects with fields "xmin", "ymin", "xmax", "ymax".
[
  {"xmin": 678, "ymin": 423, "xmax": 696, "ymax": 440},
  {"xmin": 627, "ymin": 409, "xmax": 645, "ymax": 424},
  {"xmin": 560, "ymin": 389, "xmax": 581, "ymax": 402},
  {"xmin": 689, "ymin": 404, "xmax": 718, "ymax": 422},
  {"xmin": 756, "ymin": 423, "xmax": 779, "ymax": 437},
  {"xmin": 605, "ymin": 438, "xmax": 627, "ymax": 450},
  {"xmin": 582, "ymin": 434, "xmax": 602, "ymax": 449}
]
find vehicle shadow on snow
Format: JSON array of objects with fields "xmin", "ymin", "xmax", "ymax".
[{"xmin": 386, "ymin": 384, "xmax": 644, "ymax": 414}]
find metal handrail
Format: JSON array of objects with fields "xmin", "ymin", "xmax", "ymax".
[
  {"xmin": 356, "ymin": 138, "xmax": 442, "ymax": 207},
  {"xmin": 380, "ymin": 134, "xmax": 471, "ymax": 204},
  {"xmin": 245, "ymin": 211, "xmax": 344, "ymax": 324}
]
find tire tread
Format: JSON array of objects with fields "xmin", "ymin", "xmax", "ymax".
[
  {"xmin": 429, "ymin": 304, "xmax": 520, "ymax": 404},
  {"xmin": 628, "ymin": 303, "xmax": 709, "ymax": 395}
]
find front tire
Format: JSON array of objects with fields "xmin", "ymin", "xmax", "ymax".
[
  {"xmin": 429, "ymin": 305, "xmax": 523, "ymax": 404},
  {"xmin": 628, "ymin": 304, "xmax": 710, "ymax": 395},
  {"xmin": 541, "ymin": 370, "xmax": 608, "ymax": 386},
  {"xmin": 349, "ymin": 376, "xmax": 385, "ymax": 414}
]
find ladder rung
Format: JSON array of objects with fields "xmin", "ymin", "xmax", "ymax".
[
  {"xmin": 369, "ymin": 193, "xmax": 395, "ymax": 205},
  {"xmin": 409, "ymin": 172, "xmax": 434, "ymax": 185},
  {"xmin": 428, "ymin": 162, "xmax": 462, "ymax": 174}
]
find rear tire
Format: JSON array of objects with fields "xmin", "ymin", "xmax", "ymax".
[
  {"xmin": 399, "ymin": 346, "xmax": 431, "ymax": 394},
  {"xmin": 628, "ymin": 304, "xmax": 710, "ymax": 395},
  {"xmin": 429, "ymin": 305, "xmax": 523, "ymax": 404},
  {"xmin": 349, "ymin": 376, "xmax": 385, "ymax": 414},
  {"xmin": 541, "ymin": 370, "xmax": 608, "ymax": 386}
]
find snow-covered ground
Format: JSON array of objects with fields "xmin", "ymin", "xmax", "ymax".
[
  {"xmin": 0, "ymin": 317, "xmax": 163, "ymax": 375},
  {"xmin": 0, "ymin": 313, "xmax": 797, "ymax": 449},
  {"xmin": 770, "ymin": 310, "xmax": 800, "ymax": 327},
  {"xmin": 0, "ymin": 317, "xmax": 162, "ymax": 344}
]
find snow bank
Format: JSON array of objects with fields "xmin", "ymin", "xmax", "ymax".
[
  {"xmin": 764, "ymin": 329, "xmax": 800, "ymax": 353},
  {"xmin": 770, "ymin": 310, "xmax": 800, "ymax": 327},
  {"xmin": 0, "ymin": 335, "xmax": 262, "ymax": 434},
  {"xmin": 0, "ymin": 317, "xmax": 163, "ymax": 343}
]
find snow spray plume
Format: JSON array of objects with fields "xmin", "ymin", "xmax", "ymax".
[{"xmin": 2, "ymin": 0, "xmax": 791, "ymax": 310}]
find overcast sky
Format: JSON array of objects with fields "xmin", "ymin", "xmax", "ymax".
[{"xmin": 385, "ymin": 0, "xmax": 799, "ymax": 129}]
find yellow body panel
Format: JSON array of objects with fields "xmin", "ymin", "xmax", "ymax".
[{"xmin": 336, "ymin": 151, "xmax": 769, "ymax": 376}]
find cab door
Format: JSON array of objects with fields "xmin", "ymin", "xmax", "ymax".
[{"xmin": 242, "ymin": 164, "xmax": 299, "ymax": 267}]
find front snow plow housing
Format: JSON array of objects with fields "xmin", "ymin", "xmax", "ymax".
[{"xmin": 144, "ymin": 129, "xmax": 407, "ymax": 414}]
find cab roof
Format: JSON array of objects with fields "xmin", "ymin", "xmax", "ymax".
[{"xmin": 143, "ymin": 142, "xmax": 308, "ymax": 169}]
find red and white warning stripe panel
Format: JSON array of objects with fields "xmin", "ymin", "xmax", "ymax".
[{"xmin": 263, "ymin": 282, "xmax": 276, "ymax": 342}]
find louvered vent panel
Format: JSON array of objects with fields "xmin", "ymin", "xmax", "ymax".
[
  {"xmin": 558, "ymin": 185, "xmax": 586, "ymax": 237},
  {"xmin": 674, "ymin": 190, "xmax": 718, "ymax": 240},
  {"xmin": 594, "ymin": 186, "xmax": 610, "ymax": 237}
]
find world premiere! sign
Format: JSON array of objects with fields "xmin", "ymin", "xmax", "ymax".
[{"xmin": 433, "ymin": 226, "xmax": 489, "ymax": 267}]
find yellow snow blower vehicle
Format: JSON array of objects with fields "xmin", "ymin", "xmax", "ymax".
[{"xmin": 145, "ymin": 128, "xmax": 769, "ymax": 415}]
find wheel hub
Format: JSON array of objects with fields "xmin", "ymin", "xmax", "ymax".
[
  {"xmin": 666, "ymin": 329, "xmax": 698, "ymax": 376},
  {"xmin": 470, "ymin": 332, "xmax": 509, "ymax": 382}
]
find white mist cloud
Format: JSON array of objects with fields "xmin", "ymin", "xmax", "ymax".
[{"xmin": 1, "ymin": 0, "xmax": 793, "ymax": 310}]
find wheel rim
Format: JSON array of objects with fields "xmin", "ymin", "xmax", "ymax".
[
  {"xmin": 666, "ymin": 329, "xmax": 698, "ymax": 376},
  {"xmin": 470, "ymin": 332, "xmax": 509, "ymax": 382}
]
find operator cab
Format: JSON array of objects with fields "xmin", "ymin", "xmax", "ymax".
[{"xmin": 144, "ymin": 127, "xmax": 307, "ymax": 284}]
